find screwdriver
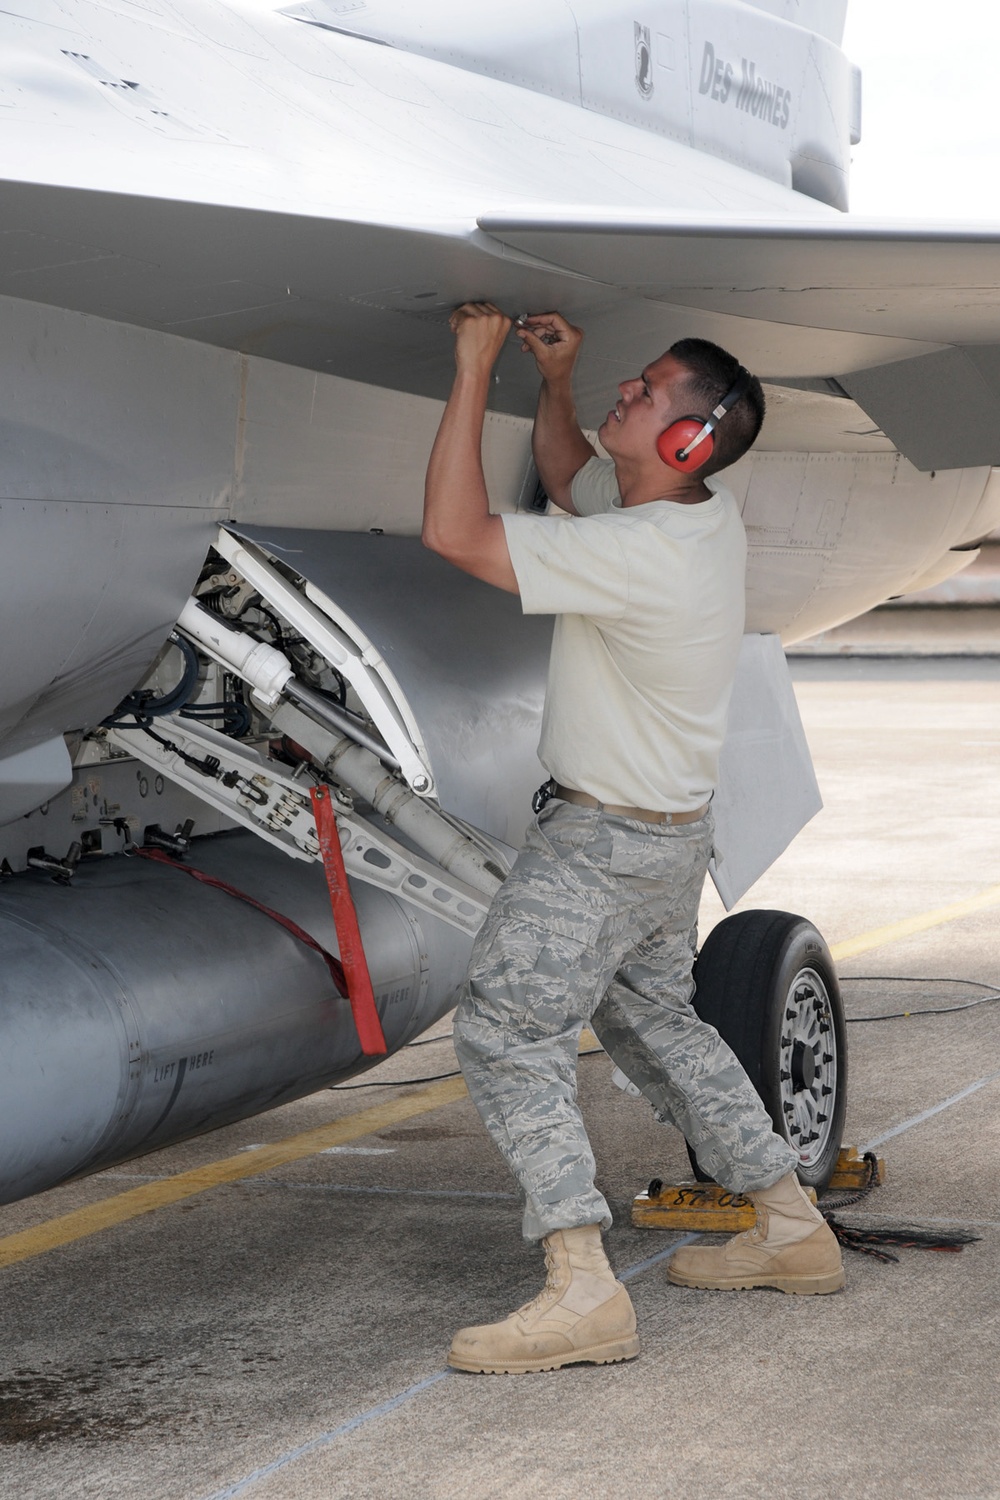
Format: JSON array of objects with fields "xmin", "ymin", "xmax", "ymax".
[{"xmin": 513, "ymin": 313, "xmax": 561, "ymax": 345}]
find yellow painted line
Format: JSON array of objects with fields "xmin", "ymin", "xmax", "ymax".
[
  {"xmin": 830, "ymin": 881, "xmax": 1000, "ymax": 963},
  {"xmin": 0, "ymin": 1076, "xmax": 468, "ymax": 1270}
]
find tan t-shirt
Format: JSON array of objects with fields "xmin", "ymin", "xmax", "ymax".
[{"xmin": 500, "ymin": 456, "xmax": 746, "ymax": 812}]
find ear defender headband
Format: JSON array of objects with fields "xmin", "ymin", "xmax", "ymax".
[{"xmin": 655, "ymin": 367, "xmax": 753, "ymax": 474}]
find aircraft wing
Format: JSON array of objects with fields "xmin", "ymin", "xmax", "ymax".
[
  {"xmin": 4, "ymin": 3, "xmax": 998, "ymax": 467},
  {"xmin": 478, "ymin": 212, "xmax": 1000, "ymax": 345},
  {"xmin": 4, "ymin": 179, "xmax": 1000, "ymax": 467},
  {"xmin": 478, "ymin": 211, "xmax": 1000, "ymax": 469}
]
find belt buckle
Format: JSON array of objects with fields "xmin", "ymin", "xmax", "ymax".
[{"xmin": 532, "ymin": 778, "xmax": 557, "ymax": 814}]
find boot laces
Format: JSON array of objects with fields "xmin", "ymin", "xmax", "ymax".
[
  {"xmin": 515, "ymin": 1242, "xmax": 563, "ymax": 1319},
  {"xmin": 739, "ymin": 1208, "xmax": 767, "ymax": 1246}
]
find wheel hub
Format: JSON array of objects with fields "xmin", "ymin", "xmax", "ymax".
[
  {"xmin": 791, "ymin": 1038, "xmax": 816, "ymax": 1092},
  {"xmin": 778, "ymin": 969, "xmax": 838, "ymax": 1170}
]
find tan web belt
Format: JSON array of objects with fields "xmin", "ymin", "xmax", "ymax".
[{"xmin": 553, "ymin": 784, "xmax": 709, "ymax": 826}]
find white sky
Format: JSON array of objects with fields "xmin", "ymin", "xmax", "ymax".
[{"xmin": 842, "ymin": 1, "xmax": 1000, "ymax": 219}]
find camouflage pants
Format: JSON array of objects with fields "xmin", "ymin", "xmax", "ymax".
[{"xmin": 453, "ymin": 799, "xmax": 797, "ymax": 1240}]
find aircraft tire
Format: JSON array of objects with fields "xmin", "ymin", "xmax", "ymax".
[{"xmin": 686, "ymin": 909, "xmax": 848, "ymax": 1191}]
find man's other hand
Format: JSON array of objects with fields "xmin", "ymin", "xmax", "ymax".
[
  {"xmin": 516, "ymin": 312, "xmax": 583, "ymax": 382},
  {"xmin": 450, "ymin": 302, "xmax": 512, "ymax": 374}
]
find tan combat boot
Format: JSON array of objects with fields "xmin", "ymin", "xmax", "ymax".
[
  {"xmin": 447, "ymin": 1224, "xmax": 640, "ymax": 1374},
  {"xmin": 666, "ymin": 1172, "xmax": 845, "ymax": 1295}
]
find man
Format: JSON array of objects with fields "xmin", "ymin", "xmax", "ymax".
[{"xmin": 422, "ymin": 303, "xmax": 844, "ymax": 1377}]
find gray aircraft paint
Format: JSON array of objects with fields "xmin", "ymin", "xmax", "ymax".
[
  {"xmin": 1, "ymin": 0, "xmax": 999, "ymax": 1203},
  {"xmin": 285, "ymin": 0, "xmax": 856, "ymax": 206}
]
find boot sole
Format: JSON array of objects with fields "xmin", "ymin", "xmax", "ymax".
[
  {"xmin": 666, "ymin": 1267, "xmax": 846, "ymax": 1295},
  {"xmin": 447, "ymin": 1334, "xmax": 640, "ymax": 1375}
]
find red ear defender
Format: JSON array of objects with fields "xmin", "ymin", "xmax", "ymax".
[
  {"xmin": 655, "ymin": 367, "xmax": 753, "ymax": 473},
  {"xmin": 656, "ymin": 419, "xmax": 715, "ymax": 473}
]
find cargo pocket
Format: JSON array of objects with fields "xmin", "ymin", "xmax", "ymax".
[
  {"xmin": 467, "ymin": 918, "xmax": 604, "ymax": 1039},
  {"xmin": 607, "ymin": 827, "xmax": 668, "ymax": 881}
]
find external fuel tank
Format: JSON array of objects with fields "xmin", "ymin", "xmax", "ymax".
[{"xmin": 0, "ymin": 831, "xmax": 471, "ymax": 1205}]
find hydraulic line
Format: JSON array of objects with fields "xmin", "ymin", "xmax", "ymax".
[
  {"xmin": 176, "ymin": 598, "xmax": 400, "ymax": 767},
  {"xmin": 102, "ymin": 633, "xmax": 200, "ymax": 727},
  {"xmin": 284, "ymin": 678, "xmax": 400, "ymax": 769}
]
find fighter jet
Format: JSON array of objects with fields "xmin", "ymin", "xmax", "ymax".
[{"xmin": 2, "ymin": 0, "xmax": 998, "ymax": 1204}]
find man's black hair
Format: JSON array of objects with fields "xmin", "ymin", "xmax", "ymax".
[{"xmin": 668, "ymin": 337, "xmax": 766, "ymax": 476}]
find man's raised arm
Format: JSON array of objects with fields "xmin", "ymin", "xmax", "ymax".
[
  {"xmin": 422, "ymin": 302, "xmax": 519, "ymax": 593},
  {"xmin": 516, "ymin": 313, "xmax": 596, "ymax": 515}
]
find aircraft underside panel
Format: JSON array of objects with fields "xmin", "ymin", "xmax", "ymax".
[
  {"xmin": 0, "ymin": 293, "xmax": 237, "ymax": 777},
  {"xmin": 728, "ymin": 451, "xmax": 996, "ymax": 643},
  {"xmin": 0, "ymin": 500, "xmax": 224, "ymax": 759}
]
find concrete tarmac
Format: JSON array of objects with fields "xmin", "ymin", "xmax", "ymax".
[{"xmin": 2, "ymin": 657, "xmax": 999, "ymax": 1500}]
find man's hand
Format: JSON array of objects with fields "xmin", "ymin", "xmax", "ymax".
[
  {"xmin": 516, "ymin": 312, "xmax": 583, "ymax": 384},
  {"xmin": 450, "ymin": 301, "xmax": 512, "ymax": 375},
  {"xmin": 520, "ymin": 312, "xmax": 594, "ymax": 514}
]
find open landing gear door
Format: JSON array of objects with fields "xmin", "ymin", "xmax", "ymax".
[
  {"xmin": 226, "ymin": 526, "xmax": 552, "ymax": 849},
  {"xmin": 709, "ymin": 633, "xmax": 822, "ymax": 909}
]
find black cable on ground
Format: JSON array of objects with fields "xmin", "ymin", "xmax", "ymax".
[
  {"xmin": 841, "ymin": 975, "xmax": 1000, "ymax": 1022},
  {"xmin": 826, "ymin": 1219, "xmax": 981, "ymax": 1262},
  {"xmin": 818, "ymin": 1151, "xmax": 981, "ymax": 1262}
]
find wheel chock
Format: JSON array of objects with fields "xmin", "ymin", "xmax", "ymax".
[
  {"xmin": 825, "ymin": 1145, "xmax": 886, "ymax": 1190},
  {"xmin": 631, "ymin": 1181, "xmax": 816, "ymax": 1232},
  {"xmin": 632, "ymin": 1183, "xmax": 757, "ymax": 1232},
  {"xmin": 632, "ymin": 1146, "xmax": 883, "ymax": 1230}
]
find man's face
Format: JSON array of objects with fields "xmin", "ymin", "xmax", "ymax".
[{"xmin": 597, "ymin": 352, "xmax": 696, "ymax": 463}]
